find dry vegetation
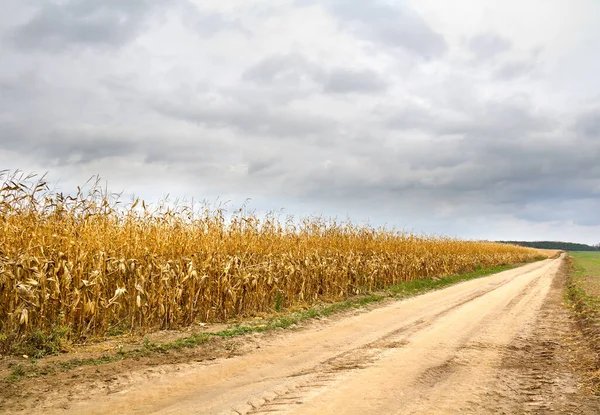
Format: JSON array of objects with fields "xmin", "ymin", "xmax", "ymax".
[{"xmin": 0, "ymin": 171, "xmax": 545, "ymax": 355}]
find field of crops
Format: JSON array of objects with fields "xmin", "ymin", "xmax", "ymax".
[{"xmin": 0, "ymin": 172, "xmax": 545, "ymax": 351}]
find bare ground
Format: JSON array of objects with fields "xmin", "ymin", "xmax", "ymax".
[{"xmin": 1, "ymin": 255, "xmax": 598, "ymax": 414}]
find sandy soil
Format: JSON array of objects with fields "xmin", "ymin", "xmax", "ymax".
[{"xmin": 3, "ymin": 254, "xmax": 599, "ymax": 414}]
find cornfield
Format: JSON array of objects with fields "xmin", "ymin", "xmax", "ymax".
[{"xmin": 0, "ymin": 171, "xmax": 544, "ymax": 346}]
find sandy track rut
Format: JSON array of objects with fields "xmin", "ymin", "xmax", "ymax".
[{"xmin": 56, "ymin": 256, "xmax": 579, "ymax": 414}]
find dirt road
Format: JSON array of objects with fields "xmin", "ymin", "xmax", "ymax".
[{"xmin": 46, "ymin": 255, "xmax": 599, "ymax": 414}]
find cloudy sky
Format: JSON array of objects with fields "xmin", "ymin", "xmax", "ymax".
[{"xmin": 1, "ymin": 0, "xmax": 599, "ymax": 244}]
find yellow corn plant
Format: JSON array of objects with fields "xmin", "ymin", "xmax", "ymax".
[{"xmin": 0, "ymin": 171, "xmax": 546, "ymax": 343}]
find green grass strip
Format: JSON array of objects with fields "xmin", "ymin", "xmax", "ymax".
[{"xmin": 566, "ymin": 252, "xmax": 600, "ymax": 326}]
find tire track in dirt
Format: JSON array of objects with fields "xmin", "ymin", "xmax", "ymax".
[
  {"xmin": 469, "ymin": 259, "xmax": 600, "ymax": 414},
  {"xmin": 379, "ymin": 266, "xmax": 553, "ymax": 415},
  {"xmin": 243, "ymin": 272, "xmax": 546, "ymax": 414}
]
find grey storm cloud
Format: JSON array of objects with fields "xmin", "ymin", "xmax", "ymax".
[
  {"xmin": 0, "ymin": 120, "xmax": 236, "ymax": 169},
  {"xmin": 178, "ymin": 4, "xmax": 248, "ymax": 37},
  {"xmin": 1, "ymin": 0, "xmax": 600, "ymax": 242},
  {"xmin": 9, "ymin": 0, "xmax": 160, "ymax": 50},
  {"xmin": 322, "ymin": 68, "xmax": 388, "ymax": 94},
  {"xmin": 46, "ymin": 130, "xmax": 140, "ymax": 164},
  {"xmin": 575, "ymin": 109, "xmax": 600, "ymax": 138},
  {"xmin": 242, "ymin": 53, "xmax": 320, "ymax": 86},
  {"xmin": 152, "ymin": 95, "xmax": 338, "ymax": 138},
  {"xmin": 386, "ymin": 94, "xmax": 554, "ymax": 141},
  {"xmin": 467, "ymin": 33, "xmax": 512, "ymax": 60},
  {"xmin": 242, "ymin": 53, "xmax": 389, "ymax": 94},
  {"xmin": 466, "ymin": 34, "xmax": 540, "ymax": 81},
  {"xmin": 7, "ymin": 0, "xmax": 240, "ymax": 51},
  {"xmin": 0, "ymin": 122, "xmax": 137, "ymax": 165},
  {"xmin": 330, "ymin": 0, "xmax": 447, "ymax": 58},
  {"xmin": 494, "ymin": 60, "xmax": 536, "ymax": 80},
  {"xmin": 299, "ymin": 0, "xmax": 447, "ymax": 58}
]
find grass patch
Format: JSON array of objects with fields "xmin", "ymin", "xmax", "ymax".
[
  {"xmin": 7, "ymin": 364, "xmax": 27, "ymax": 383},
  {"xmin": 565, "ymin": 251, "xmax": 600, "ymax": 392},
  {"xmin": 0, "ymin": 325, "xmax": 71, "ymax": 359},
  {"xmin": 3, "ymin": 260, "xmax": 542, "ymax": 383},
  {"xmin": 566, "ymin": 252, "xmax": 600, "ymax": 332},
  {"xmin": 5, "ymin": 358, "xmax": 42, "ymax": 383}
]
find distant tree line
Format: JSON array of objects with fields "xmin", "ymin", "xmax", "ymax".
[{"xmin": 498, "ymin": 241, "xmax": 600, "ymax": 251}]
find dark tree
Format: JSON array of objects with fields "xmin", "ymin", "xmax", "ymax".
[{"xmin": 497, "ymin": 241, "xmax": 600, "ymax": 252}]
